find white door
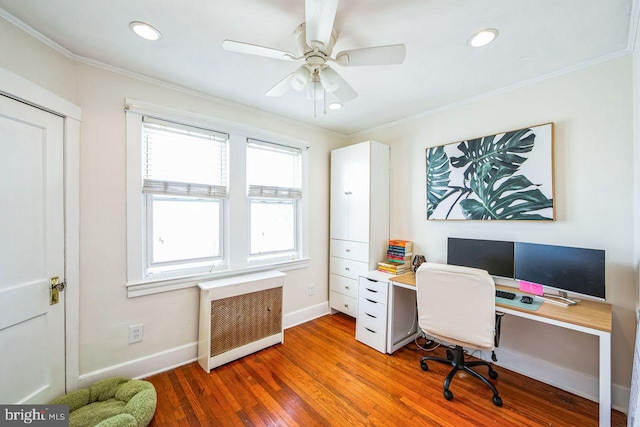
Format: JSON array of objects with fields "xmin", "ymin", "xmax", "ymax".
[
  {"xmin": 347, "ymin": 142, "xmax": 370, "ymax": 243},
  {"xmin": 330, "ymin": 146, "xmax": 350, "ymax": 240},
  {"xmin": 0, "ymin": 95, "xmax": 65, "ymax": 403}
]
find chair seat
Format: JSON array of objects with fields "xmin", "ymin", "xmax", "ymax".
[{"xmin": 49, "ymin": 377, "xmax": 157, "ymax": 427}]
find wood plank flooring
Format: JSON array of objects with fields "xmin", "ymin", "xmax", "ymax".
[{"xmin": 145, "ymin": 313, "xmax": 626, "ymax": 426}]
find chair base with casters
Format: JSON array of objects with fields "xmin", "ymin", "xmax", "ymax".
[{"xmin": 420, "ymin": 345, "xmax": 503, "ymax": 407}]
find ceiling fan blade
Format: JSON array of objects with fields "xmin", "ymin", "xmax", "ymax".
[
  {"xmin": 335, "ymin": 44, "xmax": 406, "ymax": 66},
  {"xmin": 223, "ymin": 40, "xmax": 296, "ymax": 60},
  {"xmin": 305, "ymin": 0, "xmax": 338, "ymax": 49},
  {"xmin": 266, "ymin": 74, "xmax": 294, "ymax": 97},
  {"xmin": 325, "ymin": 69, "xmax": 358, "ymax": 103}
]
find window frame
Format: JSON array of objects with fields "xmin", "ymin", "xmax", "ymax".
[
  {"xmin": 246, "ymin": 138, "xmax": 303, "ymax": 264},
  {"xmin": 125, "ymin": 99, "xmax": 309, "ymax": 297}
]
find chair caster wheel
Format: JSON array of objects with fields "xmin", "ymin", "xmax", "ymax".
[
  {"xmin": 446, "ymin": 349, "xmax": 454, "ymax": 360},
  {"xmin": 420, "ymin": 360, "xmax": 429, "ymax": 371},
  {"xmin": 492, "ymin": 396, "xmax": 503, "ymax": 407},
  {"xmin": 444, "ymin": 390, "xmax": 453, "ymax": 401},
  {"xmin": 489, "ymin": 369, "xmax": 498, "ymax": 380}
]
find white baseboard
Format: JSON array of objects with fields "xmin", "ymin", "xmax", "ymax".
[
  {"xmin": 77, "ymin": 342, "xmax": 197, "ymax": 388},
  {"xmin": 283, "ymin": 301, "xmax": 330, "ymax": 329},
  {"xmin": 479, "ymin": 346, "xmax": 630, "ymax": 414},
  {"xmin": 76, "ymin": 303, "xmax": 330, "ymax": 389}
]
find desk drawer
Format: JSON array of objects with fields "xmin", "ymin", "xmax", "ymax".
[
  {"xmin": 359, "ymin": 284, "xmax": 387, "ymax": 304},
  {"xmin": 330, "ymin": 291, "xmax": 357, "ymax": 317},
  {"xmin": 330, "ymin": 257, "xmax": 369, "ymax": 280},
  {"xmin": 358, "ymin": 310, "xmax": 386, "ymax": 332},
  {"xmin": 358, "ymin": 296, "xmax": 387, "ymax": 319},
  {"xmin": 330, "ymin": 239, "xmax": 369, "ymax": 262},
  {"xmin": 359, "ymin": 276, "xmax": 387, "ymax": 296},
  {"xmin": 356, "ymin": 323, "xmax": 386, "ymax": 353},
  {"xmin": 330, "ymin": 274, "xmax": 358, "ymax": 299}
]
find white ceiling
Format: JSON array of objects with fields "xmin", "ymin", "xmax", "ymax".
[{"xmin": 0, "ymin": 0, "xmax": 635, "ymax": 135}]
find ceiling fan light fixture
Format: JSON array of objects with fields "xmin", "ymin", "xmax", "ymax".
[
  {"xmin": 129, "ymin": 21, "xmax": 162, "ymax": 41},
  {"xmin": 319, "ymin": 67, "xmax": 341, "ymax": 92},
  {"xmin": 290, "ymin": 66, "xmax": 311, "ymax": 92},
  {"xmin": 469, "ymin": 28, "xmax": 498, "ymax": 47},
  {"xmin": 328, "ymin": 102, "xmax": 343, "ymax": 110}
]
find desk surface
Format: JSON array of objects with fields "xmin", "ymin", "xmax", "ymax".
[{"xmin": 390, "ymin": 273, "xmax": 612, "ymax": 333}]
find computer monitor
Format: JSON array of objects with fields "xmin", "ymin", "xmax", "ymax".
[
  {"xmin": 447, "ymin": 238, "xmax": 514, "ymax": 278},
  {"xmin": 514, "ymin": 242, "xmax": 605, "ymax": 300}
]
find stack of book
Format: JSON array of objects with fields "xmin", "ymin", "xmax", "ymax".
[{"xmin": 378, "ymin": 240, "xmax": 413, "ymax": 275}]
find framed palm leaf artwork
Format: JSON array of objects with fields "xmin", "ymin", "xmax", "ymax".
[{"xmin": 426, "ymin": 123, "xmax": 554, "ymax": 220}]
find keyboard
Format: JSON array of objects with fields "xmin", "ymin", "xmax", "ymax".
[{"xmin": 495, "ymin": 290, "xmax": 516, "ymax": 300}]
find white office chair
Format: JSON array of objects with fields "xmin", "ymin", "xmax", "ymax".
[{"xmin": 416, "ymin": 262, "xmax": 503, "ymax": 406}]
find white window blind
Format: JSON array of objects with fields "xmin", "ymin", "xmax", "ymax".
[
  {"xmin": 247, "ymin": 139, "xmax": 302, "ymax": 199},
  {"xmin": 143, "ymin": 117, "xmax": 228, "ymax": 198}
]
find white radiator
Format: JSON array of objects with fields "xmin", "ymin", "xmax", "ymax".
[{"xmin": 197, "ymin": 271, "xmax": 285, "ymax": 372}]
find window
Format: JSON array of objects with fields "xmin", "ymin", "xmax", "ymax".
[
  {"xmin": 142, "ymin": 117, "xmax": 228, "ymax": 276},
  {"xmin": 126, "ymin": 100, "xmax": 309, "ymax": 294},
  {"xmin": 247, "ymin": 139, "xmax": 302, "ymax": 261}
]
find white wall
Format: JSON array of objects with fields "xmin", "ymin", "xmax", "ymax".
[
  {"xmin": 634, "ymin": 2, "xmax": 640, "ymax": 312},
  {"xmin": 347, "ymin": 56, "xmax": 636, "ymax": 409},
  {"xmin": 0, "ymin": 17, "xmax": 345, "ymax": 381}
]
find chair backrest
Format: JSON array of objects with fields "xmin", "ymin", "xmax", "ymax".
[{"xmin": 416, "ymin": 262, "xmax": 496, "ymax": 351}]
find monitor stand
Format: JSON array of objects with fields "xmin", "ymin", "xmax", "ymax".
[{"xmin": 539, "ymin": 291, "xmax": 578, "ymax": 306}]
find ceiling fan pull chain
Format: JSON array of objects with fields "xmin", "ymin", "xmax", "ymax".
[{"xmin": 323, "ymin": 88, "xmax": 327, "ymax": 115}]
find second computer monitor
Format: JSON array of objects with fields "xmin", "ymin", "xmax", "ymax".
[{"xmin": 447, "ymin": 238, "xmax": 515, "ymax": 278}]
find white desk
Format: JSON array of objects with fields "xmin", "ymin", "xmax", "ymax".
[{"xmin": 389, "ymin": 272, "xmax": 613, "ymax": 427}]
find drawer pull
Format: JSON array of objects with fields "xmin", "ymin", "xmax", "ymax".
[
  {"xmin": 345, "ymin": 249, "xmax": 351, "ymax": 252},
  {"xmin": 345, "ymin": 267, "xmax": 350, "ymax": 271},
  {"xmin": 365, "ymin": 278, "xmax": 377, "ymax": 283},
  {"xmin": 344, "ymin": 303, "xmax": 349, "ymax": 308},
  {"xmin": 365, "ymin": 288, "xmax": 378, "ymax": 293},
  {"xmin": 365, "ymin": 313, "xmax": 377, "ymax": 319},
  {"xmin": 365, "ymin": 327, "xmax": 375, "ymax": 333},
  {"xmin": 365, "ymin": 298, "xmax": 377, "ymax": 304},
  {"xmin": 345, "ymin": 286, "xmax": 350, "ymax": 290}
]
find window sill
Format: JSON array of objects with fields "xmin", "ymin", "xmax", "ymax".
[{"xmin": 126, "ymin": 257, "xmax": 310, "ymax": 298}]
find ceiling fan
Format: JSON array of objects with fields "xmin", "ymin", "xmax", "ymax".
[{"xmin": 222, "ymin": 0, "xmax": 406, "ymax": 108}]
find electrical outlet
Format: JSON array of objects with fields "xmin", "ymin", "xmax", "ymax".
[
  {"xmin": 308, "ymin": 283, "xmax": 316, "ymax": 296},
  {"xmin": 128, "ymin": 324, "xmax": 144, "ymax": 344}
]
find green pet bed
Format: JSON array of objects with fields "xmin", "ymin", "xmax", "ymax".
[{"xmin": 49, "ymin": 377, "xmax": 157, "ymax": 427}]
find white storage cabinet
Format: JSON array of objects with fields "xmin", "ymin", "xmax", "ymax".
[{"xmin": 329, "ymin": 141, "xmax": 389, "ymax": 317}]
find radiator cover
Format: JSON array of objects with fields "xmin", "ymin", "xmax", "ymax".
[{"xmin": 198, "ymin": 271, "xmax": 285, "ymax": 372}]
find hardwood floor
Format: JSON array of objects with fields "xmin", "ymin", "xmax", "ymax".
[{"xmin": 146, "ymin": 313, "xmax": 626, "ymax": 426}]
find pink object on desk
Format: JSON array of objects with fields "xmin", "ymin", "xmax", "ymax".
[{"xmin": 519, "ymin": 280, "xmax": 544, "ymax": 296}]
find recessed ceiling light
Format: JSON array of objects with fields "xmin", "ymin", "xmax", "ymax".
[
  {"xmin": 129, "ymin": 21, "xmax": 162, "ymax": 41},
  {"xmin": 469, "ymin": 28, "xmax": 499, "ymax": 47},
  {"xmin": 328, "ymin": 102, "xmax": 343, "ymax": 110}
]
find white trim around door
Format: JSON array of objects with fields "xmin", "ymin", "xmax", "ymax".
[{"xmin": 0, "ymin": 66, "xmax": 81, "ymax": 392}]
